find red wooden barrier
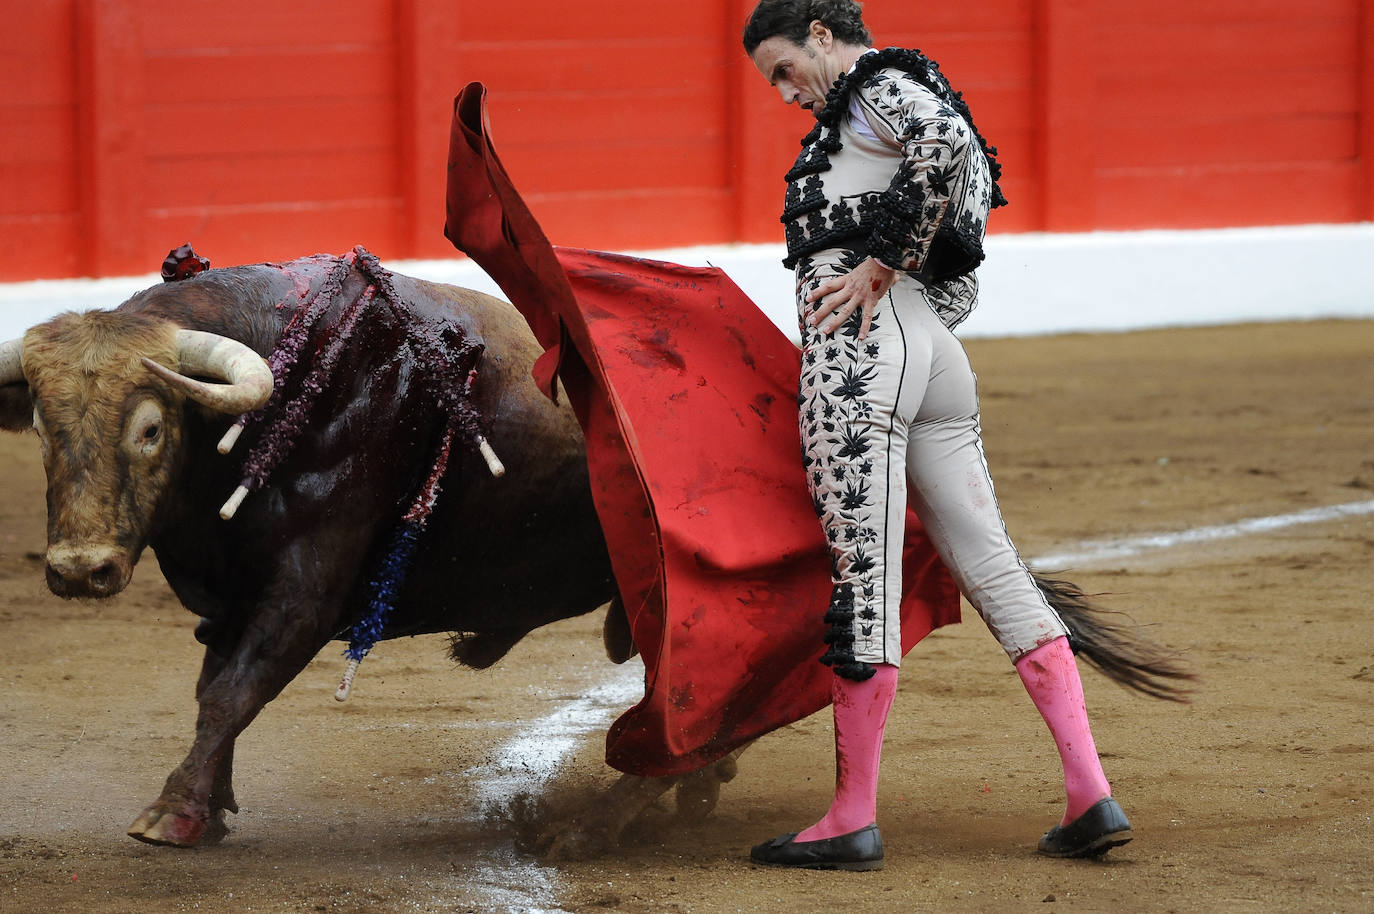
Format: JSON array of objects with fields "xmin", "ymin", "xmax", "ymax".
[
  {"xmin": 0, "ymin": 0, "xmax": 1368, "ymax": 281},
  {"xmin": 1361, "ymin": 0, "xmax": 1374, "ymax": 218}
]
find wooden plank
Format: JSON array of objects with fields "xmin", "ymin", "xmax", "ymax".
[
  {"xmin": 981, "ymin": 125, "xmax": 1036, "ymax": 223},
  {"xmin": 458, "ymin": 1, "xmax": 724, "ymax": 41},
  {"xmin": 519, "ymin": 188, "xmax": 732, "ymax": 250},
  {"xmin": 1093, "ymin": 22, "xmax": 1357, "ymax": 78},
  {"xmin": 1100, "ymin": 0, "xmax": 1353, "ymax": 27},
  {"xmin": 880, "ymin": 33, "xmax": 1033, "ymax": 88},
  {"xmin": 1098, "ymin": 116, "xmax": 1357, "ymax": 169},
  {"xmin": 1034, "ymin": 0, "xmax": 1097, "ymax": 231},
  {"xmin": 0, "ymin": 2, "xmax": 74, "ymax": 52},
  {"xmin": 0, "ymin": 3, "xmax": 76, "ymax": 107},
  {"xmin": 143, "ymin": 200, "xmax": 404, "ymax": 267},
  {"xmin": 482, "ymin": 93, "xmax": 723, "ymax": 147},
  {"xmin": 454, "ymin": 40, "xmax": 723, "ymax": 94},
  {"xmin": 138, "ymin": 99, "xmax": 397, "ymax": 158},
  {"xmin": 0, "ymin": 108, "xmax": 77, "ymax": 167},
  {"xmin": 1095, "ymin": 161, "xmax": 1361, "ymax": 228},
  {"xmin": 496, "ymin": 139, "xmax": 725, "ymax": 197},
  {"xmin": 959, "ymin": 86, "xmax": 1036, "ymax": 133},
  {"xmin": 1360, "ymin": 0, "xmax": 1374, "ymax": 217},
  {"xmin": 142, "ymin": 151, "xmax": 396, "ymax": 209},
  {"xmin": 727, "ymin": 0, "xmax": 794, "ymax": 243},
  {"xmin": 485, "ymin": 85, "xmax": 723, "ymax": 112},
  {"xmin": 987, "ymin": 179, "xmax": 1038, "ymax": 232},
  {"xmin": 141, "ymin": 49, "xmax": 395, "ymax": 103},
  {"xmin": 0, "ymin": 215, "xmax": 81, "ymax": 281},
  {"xmin": 868, "ymin": 0, "xmax": 1034, "ymax": 33},
  {"xmin": 395, "ymin": 0, "xmax": 466, "ymax": 257},
  {"xmin": 136, "ymin": 0, "xmax": 395, "ymax": 51},
  {"xmin": 0, "ymin": 163, "xmax": 80, "ymax": 216},
  {"xmin": 77, "ymin": 0, "xmax": 145, "ymax": 277},
  {"xmin": 1099, "ymin": 69, "xmax": 1357, "ymax": 121},
  {"xmin": 0, "ymin": 3, "xmax": 78, "ymax": 279}
]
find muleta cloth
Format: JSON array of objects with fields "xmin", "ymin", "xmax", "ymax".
[{"xmin": 443, "ymin": 82, "xmax": 960, "ymax": 778}]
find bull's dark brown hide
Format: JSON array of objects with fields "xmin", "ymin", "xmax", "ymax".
[{"xmin": 444, "ymin": 82, "xmax": 960, "ymax": 777}]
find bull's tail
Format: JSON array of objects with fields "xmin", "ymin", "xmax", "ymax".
[{"xmin": 1035, "ymin": 573, "xmax": 1197, "ymax": 703}]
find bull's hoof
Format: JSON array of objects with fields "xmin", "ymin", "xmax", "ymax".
[
  {"xmin": 602, "ymin": 597, "xmax": 638, "ymax": 664},
  {"xmin": 674, "ymin": 755, "xmax": 739, "ymax": 823},
  {"xmin": 536, "ymin": 818, "xmax": 614, "ymax": 862},
  {"xmin": 127, "ymin": 805, "xmax": 208, "ymax": 847},
  {"xmin": 674, "ymin": 772, "xmax": 723, "ymax": 824},
  {"xmin": 199, "ymin": 809, "xmax": 232, "ymax": 846}
]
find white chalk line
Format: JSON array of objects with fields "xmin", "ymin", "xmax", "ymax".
[
  {"xmin": 1028, "ymin": 498, "xmax": 1374, "ymax": 570},
  {"xmin": 461, "ymin": 497, "xmax": 1372, "ymax": 910},
  {"xmin": 459, "ymin": 664, "xmax": 643, "ymax": 914},
  {"xmin": 466, "ymin": 669, "xmax": 645, "ymax": 812}
]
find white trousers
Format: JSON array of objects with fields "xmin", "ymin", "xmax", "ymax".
[{"xmin": 797, "ymin": 261, "xmax": 1067, "ymax": 667}]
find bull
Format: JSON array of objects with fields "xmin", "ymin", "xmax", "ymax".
[{"xmin": 0, "ymin": 247, "xmax": 724, "ymax": 853}]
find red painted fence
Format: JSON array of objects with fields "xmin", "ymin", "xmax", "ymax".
[{"xmin": 2, "ymin": 0, "xmax": 1371, "ymax": 280}]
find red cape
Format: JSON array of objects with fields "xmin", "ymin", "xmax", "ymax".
[{"xmin": 444, "ymin": 82, "xmax": 959, "ymax": 777}]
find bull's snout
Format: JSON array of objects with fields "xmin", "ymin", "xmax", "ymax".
[{"xmin": 45, "ymin": 545, "xmax": 133, "ymax": 598}]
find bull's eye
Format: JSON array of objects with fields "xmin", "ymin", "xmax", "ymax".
[{"xmin": 125, "ymin": 398, "xmax": 167, "ymax": 459}]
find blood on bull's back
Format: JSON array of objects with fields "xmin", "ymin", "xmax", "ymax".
[{"xmin": 348, "ymin": 271, "xmax": 617, "ymax": 646}]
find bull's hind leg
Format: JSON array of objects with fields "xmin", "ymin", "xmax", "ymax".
[{"xmin": 537, "ymin": 744, "xmax": 747, "ymax": 861}]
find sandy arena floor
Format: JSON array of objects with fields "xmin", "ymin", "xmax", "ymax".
[{"xmin": 2, "ymin": 319, "xmax": 1372, "ymax": 913}]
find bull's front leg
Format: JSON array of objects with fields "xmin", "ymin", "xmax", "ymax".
[
  {"xmin": 127, "ymin": 594, "xmax": 337, "ymax": 847},
  {"xmin": 173, "ymin": 619, "xmax": 241, "ymax": 846}
]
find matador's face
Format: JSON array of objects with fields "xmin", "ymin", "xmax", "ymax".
[{"xmin": 750, "ymin": 35, "xmax": 837, "ymax": 118}]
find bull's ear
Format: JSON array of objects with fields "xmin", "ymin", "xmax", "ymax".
[{"xmin": 0, "ymin": 383, "xmax": 33, "ymax": 432}]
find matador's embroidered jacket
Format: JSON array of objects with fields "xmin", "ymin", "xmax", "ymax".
[{"xmin": 781, "ymin": 48, "xmax": 1007, "ymax": 290}]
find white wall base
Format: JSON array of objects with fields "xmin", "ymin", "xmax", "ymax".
[
  {"xmin": 2, "ymin": 223, "xmax": 1371, "ymax": 343},
  {"xmin": 615, "ymin": 222, "xmax": 1374, "ymax": 342}
]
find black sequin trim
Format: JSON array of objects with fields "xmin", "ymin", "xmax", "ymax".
[
  {"xmin": 808, "ymin": 47, "xmax": 1007, "ymax": 208},
  {"xmin": 819, "ymin": 583, "xmax": 877, "ymax": 681}
]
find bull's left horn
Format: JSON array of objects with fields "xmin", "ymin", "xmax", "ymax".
[
  {"xmin": 0, "ymin": 338, "xmax": 23, "ymax": 385},
  {"xmin": 141, "ymin": 330, "xmax": 274, "ymax": 415}
]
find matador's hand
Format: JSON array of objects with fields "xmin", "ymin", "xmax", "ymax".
[{"xmin": 805, "ymin": 258, "xmax": 898, "ymax": 340}]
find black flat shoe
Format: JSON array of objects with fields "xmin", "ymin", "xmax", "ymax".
[
  {"xmin": 750, "ymin": 824, "xmax": 884, "ymax": 871},
  {"xmin": 1038, "ymin": 797, "xmax": 1133, "ymax": 858}
]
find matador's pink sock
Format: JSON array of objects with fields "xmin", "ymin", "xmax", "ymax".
[
  {"xmin": 1016, "ymin": 636, "xmax": 1112, "ymax": 825},
  {"xmin": 796, "ymin": 663, "xmax": 899, "ymax": 842}
]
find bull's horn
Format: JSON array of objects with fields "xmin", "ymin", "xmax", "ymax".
[
  {"xmin": 0, "ymin": 338, "xmax": 23, "ymax": 385},
  {"xmin": 141, "ymin": 330, "xmax": 273, "ymax": 415}
]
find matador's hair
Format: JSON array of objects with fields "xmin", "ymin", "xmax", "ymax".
[{"xmin": 742, "ymin": 0, "xmax": 872, "ymax": 53}]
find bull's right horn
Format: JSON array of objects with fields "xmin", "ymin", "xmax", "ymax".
[
  {"xmin": 0, "ymin": 338, "xmax": 23, "ymax": 385},
  {"xmin": 142, "ymin": 330, "xmax": 274, "ymax": 415}
]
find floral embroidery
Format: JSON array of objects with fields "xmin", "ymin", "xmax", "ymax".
[{"xmin": 798, "ymin": 263, "xmax": 892, "ymax": 678}]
